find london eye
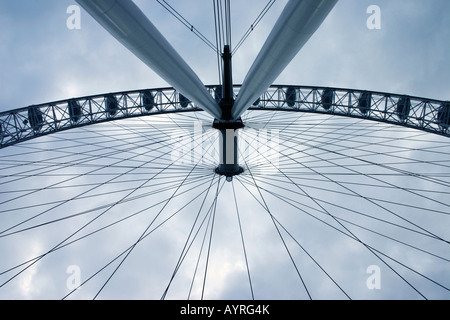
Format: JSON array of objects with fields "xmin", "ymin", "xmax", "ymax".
[{"xmin": 0, "ymin": 0, "xmax": 449, "ymax": 300}]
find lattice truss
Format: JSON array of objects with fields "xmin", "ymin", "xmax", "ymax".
[{"xmin": 1, "ymin": 85, "xmax": 449, "ymax": 148}]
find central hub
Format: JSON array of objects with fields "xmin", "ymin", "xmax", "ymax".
[
  {"xmin": 213, "ymin": 45, "xmax": 244, "ymax": 181},
  {"xmin": 213, "ymin": 119, "xmax": 244, "ymax": 180}
]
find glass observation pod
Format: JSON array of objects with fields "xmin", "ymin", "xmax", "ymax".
[
  {"xmin": 285, "ymin": 87, "xmax": 296, "ymax": 108},
  {"xmin": 396, "ymin": 96, "xmax": 411, "ymax": 121},
  {"xmin": 106, "ymin": 94, "xmax": 119, "ymax": 117},
  {"xmin": 438, "ymin": 101, "xmax": 450, "ymax": 128},
  {"xmin": 321, "ymin": 88, "xmax": 334, "ymax": 110},
  {"xmin": 179, "ymin": 93, "xmax": 190, "ymax": 109},
  {"xmin": 358, "ymin": 91, "xmax": 372, "ymax": 115},
  {"xmin": 68, "ymin": 99, "xmax": 82, "ymax": 123},
  {"xmin": 27, "ymin": 106, "xmax": 44, "ymax": 131},
  {"xmin": 141, "ymin": 90, "xmax": 155, "ymax": 111}
]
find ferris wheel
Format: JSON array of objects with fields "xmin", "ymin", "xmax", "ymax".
[{"xmin": 0, "ymin": 0, "xmax": 449, "ymax": 300}]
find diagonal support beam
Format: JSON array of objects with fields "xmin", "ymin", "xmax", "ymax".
[
  {"xmin": 76, "ymin": 0, "xmax": 221, "ymax": 119},
  {"xmin": 231, "ymin": 0, "xmax": 338, "ymax": 120}
]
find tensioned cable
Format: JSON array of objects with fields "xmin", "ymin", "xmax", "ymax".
[
  {"xmin": 158, "ymin": 131, "xmax": 222, "ymax": 299},
  {"xmin": 213, "ymin": 0, "xmax": 223, "ymax": 86},
  {"xmin": 155, "ymin": 0, "xmax": 219, "ymax": 54},
  {"xmin": 0, "ymin": 135, "xmax": 172, "ymax": 213},
  {"xmin": 234, "ymin": 175, "xmax": 352, "ymax": 299},
  {"xmin": 160, "ymin": 174, "xmax": 217, "ymax": 300},
  {"xmin": 232, "ymin": 0, "xmax": 277, "ymax": 55},
  {"xmin": 240, "ymin": 135, "xmax": 429, "ymax": 299},
  {"xmin": 231, "ymin": 179, "xmax": 255, "ymax": 299},
  {"xmin": 240, "ymin": 151, "xmax": 312, "ymax": 300},
  {"xmin": 237, "ymin": 173, "xmax": 450, "ymax": 296},
  {"xmin": 201, "ymin": 175, "xmax": 221, "ymax": 300},
  {"xmin": 256, "ymin": 115, "xmax": 450, "ymax": 196},
  {"xmin": 244, "ymin": 121, "xmax": 450, "ymax": 240},
  {"xmin": 5, "ymin": 171, "xmax": 213, "ymax": 282},
  {"xmin": 0, "ymin": 124, "xmax": 205, "ymax": 289},
  {"xmin": 238, "ymin": 173, "xmax": 450, "ymax": 264},
  {"xmin": 0, "ymin": 121, "xmax": 182, "ymax": 186},
  {"xmin": 91, "ymin": 122, "xmax": 220, "ymax": 299}
]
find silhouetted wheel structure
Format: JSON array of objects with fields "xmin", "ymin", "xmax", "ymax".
[
  {"xmin": 1, "ymin": 85, "xmax": 449, "ymax": 299},
  {"xmin": 1, "ymin": 0, "xmax": 449, "ymax": 300}
]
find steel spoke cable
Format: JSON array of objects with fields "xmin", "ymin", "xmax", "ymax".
[
  {"xmin": 243, "ymin": 114, "xmax": 450, "ymax": 201},
  {"xmin": 62, "ymin": 172, "xmax": 216, "ymax": 299},
  {"xmin": 231, "ymin": 179, "xmax": 254, "ymax": 300},
  {"xmin": 232, "ymin": 0, "xmax": 277, "ymax": 55},
  {"xmin": 0, "ymin": 117, "xmax": 201, "ymax": 207},
  {"xmin": 213, "ymin": 0, "xmax": 223, "ymax": 84},
  {"xmin": 2, "ymin": 171, "xmax": 214, "ymax": 279},
  {"xmin": 271, "ymin": 124, "xmax": 450, "ymax": 214},
  {"xmin": 156, "ymin": 0, "xmax": 219, "ymax": 54},
  {"xmin": 187, "ymin": 185, "xmax": 220, "ymax": 300},
  {"xmin": 0, "ymin": 131, "xmax": 192, "ymax": 235},
  {"xmin": 164, "ymin": 177, "xmax": 229, "ymax": 300},
  {"xmin": 268, "ymin": 132, "xmax": 450, "ymax": 242},
  {"xmin": 241, "ymin": 136, "xmax": 429, "ymax": 299},
  {"xmin": 157, "ymin": 131, "xmax": 222, "ymax": 299},
  {"xmin": 270, "ymin": 117, "xmax": 450, "ymax": 169},
  {"xmin": 240, "ymin": 150, "xmax": 312, "ymax": 300},
  {"xmin": 238, "ymin": 174, "xmax": 450, "ymax": 295},
  {"xmin": 266, "ymin": 136, "xmax": 450, "ymax": 211},
  {"xmin": 243, "ymin": 172, "xmax": 450, "ymax": 230},
  {"xmin": 0, "ymin": 172, "xmax": 213, "ymax": 238},
  {"xmin": 0, "ymin": 128, "xmax": 177, "ymax": 188},
  {"xmin": 201, "ymin": 175, "xmax": 221, "ymax": 300},
  {"xmin": 278, "ymin": 124, "xmax": 450, "ymax": 173},
  {"xmin": 0, "ymin": 119, "xmax": 179, "ymax": 168},
  {"xmin": 92, "ymin": 130, "xmax": 218, "ymax": 299},
  {"xmin": 237, "ymin": 173, "xmax": 450, "ymax": 264},
  {"xmin": 160, "ymin": 174, "xmax": 218, "ymax": 300},
  {"xmin": 294, "ymin": 137, "xmax": 450, "ymax": 220},
  {"xmin": 0, "ymin": 129, "xmax": 200, "ymax": 289}
]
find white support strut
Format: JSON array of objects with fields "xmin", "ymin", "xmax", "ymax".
[
  {"xmin": 231, "ymin": 0, "xmax": 338, "ymax": 120},
  {"xmin": 76, "ymin": 0, "xmax": 221, "ymax": 119}
]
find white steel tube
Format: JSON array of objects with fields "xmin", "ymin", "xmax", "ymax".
[
  {"xmin": 76, "ymin": 0, "xmax": 221, "ymax": 119},
  {"xmin": 231, "ymin": 0, "xmax": 338, "ymax": 120}
]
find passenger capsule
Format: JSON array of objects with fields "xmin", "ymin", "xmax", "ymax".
[
  {"xmin": 179, "ymin": 93, "xmax": 190, "ymax": 108},
  {"xmin": 396, "ymin": 96, "xmax": 411, "ymax": 121},
  {"xmin": 437, "ymin": 101, "xmax": 450, "ymax": 127},
  {"xmin": 68, "ymin": 99, "xmax": 82, "ymax": 122},
  {"xmin": 285, "ymin": 87, "xmax": 296, "ymax": 107},
  {"xmin": 358, "ymin": 91, "xmax": 372, "ymax": 114},
  {"xmin": 106, "ymin": 95, "xmax": 118, "ymax": 116},
  {"xmin": 321, "ymin": 88, "xmax": 334, "ymax": 110},
  {"xmin": 27, "ymin": 106, "xmax": 43, "ymax": 130},
  {"xmin": 142, "ymin": 90, "xmax": 155, "ymax": 111}
]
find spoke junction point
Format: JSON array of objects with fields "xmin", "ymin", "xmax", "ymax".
[
  {"xmin": 213, "ymin": 119, "xmax": 244, "ymax": 181},
  {"xmin": 213, "ymin": 45, "xmax": 244, "ymax": 181}
]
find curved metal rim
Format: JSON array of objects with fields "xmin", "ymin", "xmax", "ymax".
[{"xmin": 1, "ymin": 84, "xmax": 449, "ymax": 148}]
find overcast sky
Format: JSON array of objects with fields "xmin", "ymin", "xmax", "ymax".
[
  {"xmin": 1, "ymin": 0, "xmax": 449, "ymax": 112},
  {"xmin": 0, "ymin": 0, "xmax": 449, "ymax": 301}
]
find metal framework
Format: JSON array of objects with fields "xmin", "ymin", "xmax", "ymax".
[{"xmin": 1, "ymin": 85, "xmax": 449, "ymax": 149}]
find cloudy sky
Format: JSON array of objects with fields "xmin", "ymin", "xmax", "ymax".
[
  {"xmin": 0, "ymin": 0, "xmax": 449, "ymax": 301},
  {"xmin": 1, "ymin": 0, "xmax": 449, "ymax": 112}
]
